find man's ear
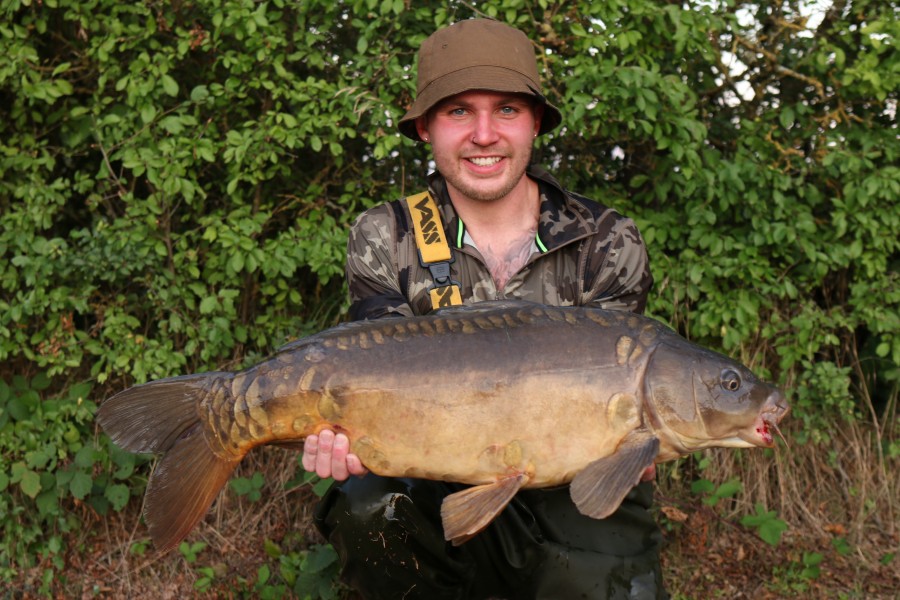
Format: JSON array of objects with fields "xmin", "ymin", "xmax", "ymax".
[
  {"xmin": 533, "ymin": 102, "xmax": 545, "ymax": 137},
  {"xmin": 415, "ymin": 117, "xmax": 430, "ymax": 142}
]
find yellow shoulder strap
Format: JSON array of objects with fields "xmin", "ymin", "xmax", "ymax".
[{"xmin": 405, "ymin": 191, "xmax": 463, "ymax": 309}]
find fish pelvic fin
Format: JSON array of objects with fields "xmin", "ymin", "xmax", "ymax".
[
  {"xmin": 440, "ymin": 473, "xmax": 528, "ymax": 546},
  {"xmin": 96, "ymin": 373, "xmax": 239, "ymax": 552},
  {"xmin": 570, "ymin": 430, "xmax": 659, "ymax": 519},
  {"xmin": 144, "ymin": 423, "xmax": 240, "ymax": 553}
]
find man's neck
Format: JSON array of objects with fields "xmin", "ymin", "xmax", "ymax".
[
  {"xmin": 448, "ymin": 176, "xmax": 538, "ymax": 234},
  {"xmin": 448, "ymin": 176, "xmax": 541, "ymax": 290}
]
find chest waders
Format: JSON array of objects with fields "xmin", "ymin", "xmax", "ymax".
[{"xmin": 313, "ymin": 192, "xmax": 666, "ymax": 599}]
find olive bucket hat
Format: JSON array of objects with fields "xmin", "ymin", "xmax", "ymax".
[{"xmin": 398, "ymin": 19, "xmax": 562, "ymax": 141}]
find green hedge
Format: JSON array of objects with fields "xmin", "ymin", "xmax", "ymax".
[{"xmin": 1, "ymin": 0, "xmax": 897, "ymax": 587}]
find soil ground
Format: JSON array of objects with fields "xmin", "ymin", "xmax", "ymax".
[{"xmin": 6, "ymin": 484, "xmax": 899, "ymax": 600}]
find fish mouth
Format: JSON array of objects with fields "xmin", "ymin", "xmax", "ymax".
[{"xmin": 744, "ymin": 392, "xmax": 790, "ymax": 448}]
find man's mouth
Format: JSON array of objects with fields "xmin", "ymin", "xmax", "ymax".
[{"xmin": 468, "ymin": 157, "xmax": 502, "ymax": 167}]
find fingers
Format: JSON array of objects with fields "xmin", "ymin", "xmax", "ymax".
[
  {"xmin": 301, "ymin": 434, "xmax": 319, "ymax": 473},
  {"xmin": 300, "ymin": 430, "xmax": 368, "ymax": 481},
  {"xmin": 346, "ymin": 452, "xmax": 369, "ymax": 477},
  {"xmin": 328, "ymin": 431, "xmax": 350, "ymax": 481},
  {"xmin": 312, "ymin": 429, "xmax": 337, "ymax": 479}
]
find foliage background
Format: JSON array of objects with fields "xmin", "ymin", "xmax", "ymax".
[{"xmin": 1, "ymin": 0, "xmax": 897, "ymax": 596}]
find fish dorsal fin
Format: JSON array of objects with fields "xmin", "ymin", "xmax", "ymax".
[
  {"xmin": 434, "ymin": 299, "xmax": 540, "ymax": 316},
  {"xmin": 440, "ymin": 473, "xmax": 528, "ymax": 545},
  {"xmin": 570, "ymin": 430, "xmax": 659, "ymax": 519}
]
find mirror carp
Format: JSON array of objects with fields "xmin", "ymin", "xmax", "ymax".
[{"xmin": 97, "ymin": 301, "xmax": 789, "ymax": 551}]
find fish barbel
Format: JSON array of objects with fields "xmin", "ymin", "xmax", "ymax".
[{"xmin": 96, "ymin": 301, "xmax": 789, "ymax": 551}]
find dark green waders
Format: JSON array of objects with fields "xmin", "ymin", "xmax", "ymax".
[{"xmin": 314, "ymin": 474, "xmax": 667, "ymax": 600}]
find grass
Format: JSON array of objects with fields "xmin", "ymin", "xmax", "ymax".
[{"xmin": 4, "ymin": 415, "xmax": 898, "ymax": 599}]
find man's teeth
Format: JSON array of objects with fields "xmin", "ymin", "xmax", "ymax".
[{"xmin": 469, "ymin": 157, "xmax": 501, "ymax": 166}]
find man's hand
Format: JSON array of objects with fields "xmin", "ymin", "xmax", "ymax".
[
  {"xmin": 301, "ymin": 429, "xmax": 650, "ymax": 484},
  {"xmin": 301, "ymin": 429, "xmax": 368, "ymax": 481}
]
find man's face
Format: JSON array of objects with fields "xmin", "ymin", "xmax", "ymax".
[{"xmin": 415, "ymin": 91, "xmax": 543, "ymax": 204}]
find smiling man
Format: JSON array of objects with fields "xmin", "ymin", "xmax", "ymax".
[
  {"xmin": 417, "ymin": 91, "xmax": 544, "ymax": 290},
  {"xmin": 302, "ymin": 18, "xmax": 666, "ymax": 600}
]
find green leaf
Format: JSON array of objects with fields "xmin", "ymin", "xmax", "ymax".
[
  {"xmin": 831, "ymin": 537, "xmax": 852, "ymax": 556},
  {"xmin": 26, "ymin": 449, "xmax": 52, "ymax": 470},
  {"xmin": 20, "ymin": 469, "xmax": 42, "ymax": 498},
  {"xmin": 263, "ymin": 538, "xmax": 282, "ymax": 559},
  {"xmin": 691, "ymin": 479, "xmax": 714, "ymax": 495},
  {"xmin": 190, "ymin": 85, "xmax": 210, "ymax": 102},
  {"xmin": 257, "ymin": 563, "xmax": 271, "ymax": 585},
  {"xmin": 105, "ymin": 483, "xmax": 131, "ymax": 511},
  {"xmin": 200, "ymin": 296, "xmax": 219, "ymax": 314},
  {"xmin": 304, "ymin": 544, "xmax": 338, "ymax": 574},
  {"xmin": 141, "ymin": 105, "xmax": 157, "ymax": 124},
  {"xmin": 741, "ymin": 504, "xmax": 787, "ymax": 546},
  {"xmin": 69, "ymin": 471, "xmax": 93, "ymax": 500},
  {"xmin": 230, "ymin": 477, "xmax": 252, "ymax": 495},
  {"xmin": 7, "ymin": 396, "xmax": 31, "ymax": 421},
  {"xmin": 312, "ymin": 476, "xmax": 333, "ymax": 497},
  {"xmin": 112, "ymin": 453, "xmax": 136, "ymax": 480},
  {"xmin": 74, "ymin": 445, "xmax": 97, "ymax": 469},
  {"xmin": 31, "ymin": 372, "xmax": 51, "ymax": 390},
  {"xmin": 229, "ymin": 252, "xmax": 245, "ymax": 273},
  {"xmin": 779, "ymin": 106, "xmax": 795, "ymax": 129},
  {"xmin": 36, "ymin": 489, "xmax": 59, "ymax": 516},
  {"xmin": 757, "ymin": 519, "xmax": 787, "ymax": 546},
  {"xmin": 161, "ymin": 74, "xmax": 179, "ymax": 97}
]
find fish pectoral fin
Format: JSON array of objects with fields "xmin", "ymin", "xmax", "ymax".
[
  {"xmin": 441, "ymin": 473, "xmax": 528, "ymax": 546},
  {"xmin": 570, "ymin": 430, "xmax": 659, "ymax": 519}
]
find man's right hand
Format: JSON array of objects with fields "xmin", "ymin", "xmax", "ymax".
[{"xmin": 301, "ymin": 429, "xmax": 368, "ymax": 481}]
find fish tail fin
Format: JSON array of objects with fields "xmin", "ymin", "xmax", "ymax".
[
  {"xmin": 96, "ymin": 373, "xmax": 231, "ymax": 453},
  {"xmin": 144, "ymin": 423, "xmax": 240, "ymax": 552},
  {"xmin": 96, "ymin": 373, "xmax": 240, "ymax": 552}
]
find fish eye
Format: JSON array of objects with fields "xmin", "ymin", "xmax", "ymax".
[{"xmin": 721, "ymin": 370, "xmax": 741, "ymax": 392}]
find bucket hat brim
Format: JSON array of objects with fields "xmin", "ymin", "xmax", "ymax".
[{"xmin": 398, "ymin": 67, "xmax": 562, "ymax": 141}]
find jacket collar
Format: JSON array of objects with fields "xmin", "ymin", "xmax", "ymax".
[{"xmin": 426, "ymin": 165, "xmax": 609, "ymax": 253}]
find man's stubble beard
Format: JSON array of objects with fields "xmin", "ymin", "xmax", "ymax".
[{"xmin": 439, "ymin": 147, "xmax": 533, "ymax": 204}]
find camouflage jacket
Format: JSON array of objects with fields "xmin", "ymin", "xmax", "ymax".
[{"xmin": 346, "ymin": 165, "xmax": 652, "ymax": 320}]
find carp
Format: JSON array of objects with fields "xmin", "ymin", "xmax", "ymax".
[{"xmin": 96, "ymin": 301, "xmax": 789, "ymax": 551}]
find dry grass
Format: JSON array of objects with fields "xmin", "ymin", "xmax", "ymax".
[
  {"xmin": 669, "ymin": 421, "xmax": 898, "ymax": 547},
  {"xmin": 6, "ymin": 415, "xmax": 898, "ymax": 599},
  {"xmin": 10, "ymin": 449, "xmax": 328, "ymax": 599},
  {"xmin": 657, "ymin": 413, "xmax": 899, "ymax": 599}
]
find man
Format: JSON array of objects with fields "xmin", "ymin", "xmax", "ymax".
[{"xmin": 302, "ymin": 18, "xmax": 666, "ymax": 600}]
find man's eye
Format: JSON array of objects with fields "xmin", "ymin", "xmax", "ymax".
[
  {"xmin": 499, "ymin": 106, "xmax": 516, "ymax": 114},
  {"xmin": 450, "ymin": 108, "xmax": 467, "ymax": 116}
]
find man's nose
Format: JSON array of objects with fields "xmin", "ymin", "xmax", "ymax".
[{"xmin": 470, "ymin": 112, "xmax": 500, "ymax": 146}]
